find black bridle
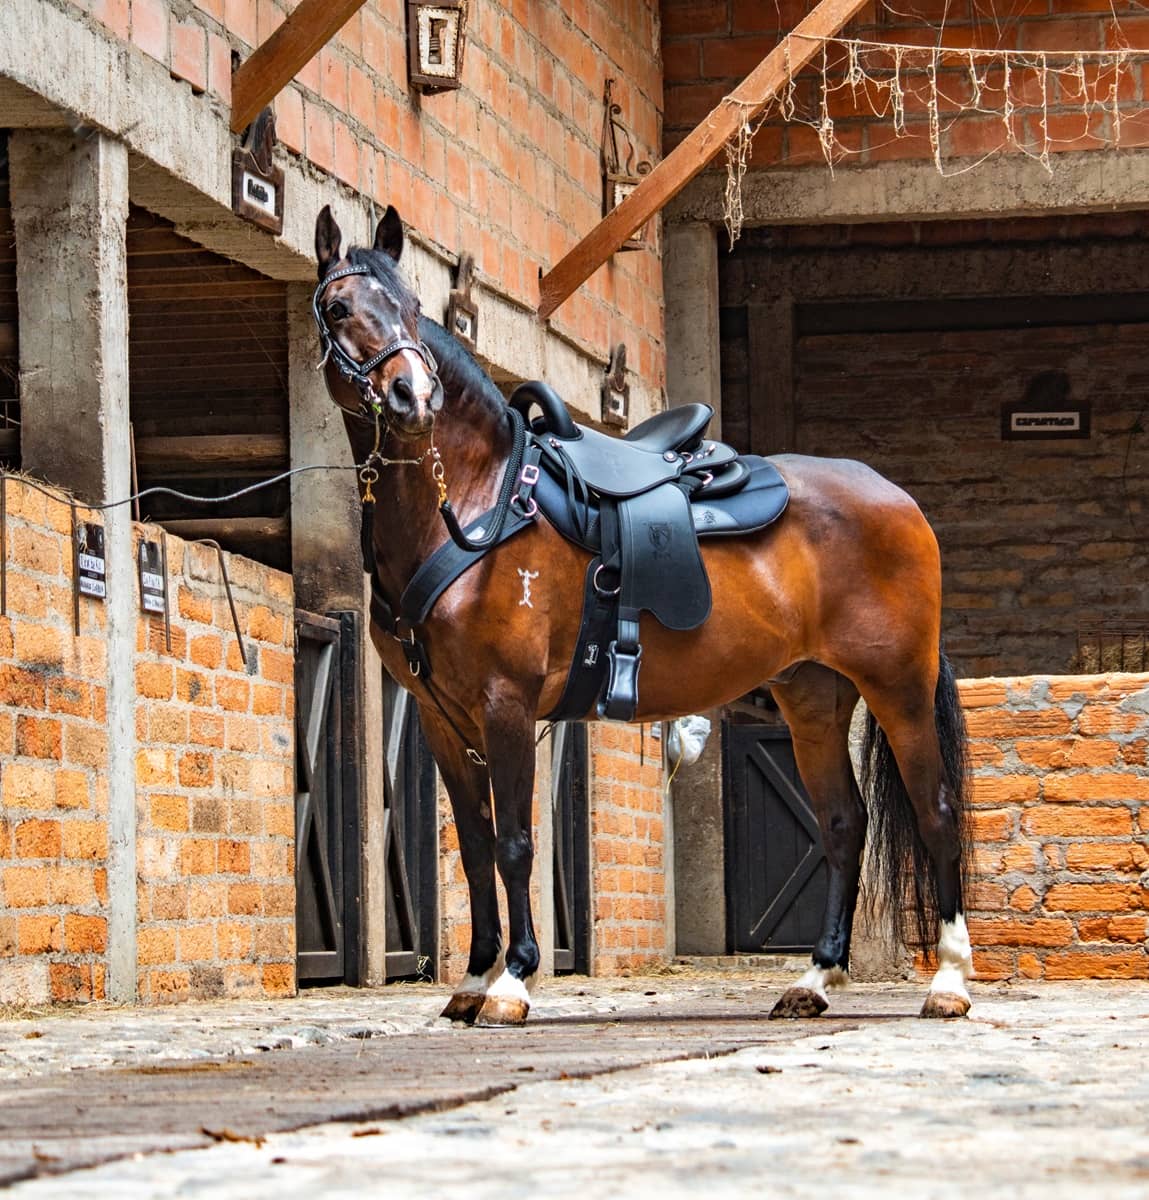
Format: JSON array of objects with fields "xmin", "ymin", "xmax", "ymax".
[{"xmin": 311, "ymin": 264, "xmax": 440, "ymax": 420}]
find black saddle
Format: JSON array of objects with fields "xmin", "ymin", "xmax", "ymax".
[{"xmin": 510, "ymin": 382, "xmax": 789, "ymax": 722}]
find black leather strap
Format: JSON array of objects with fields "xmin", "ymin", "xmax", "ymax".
[{"xmin": 543, "ymin": 557, "xmax": 615, "ymax": 722}]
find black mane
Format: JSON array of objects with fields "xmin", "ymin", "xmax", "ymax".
[{"xmin": 346, "ymin": 245, "xmax": 507, "ymax": 421}]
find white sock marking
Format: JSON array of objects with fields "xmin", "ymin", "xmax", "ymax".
[
  {"xmin": 929, "ymin": 914, "xmax": 973, "ymax": 1002},
  {"xmin": 793, "ymin": 963, "xmax": 849, "ymax": 1005},
  {"xmin": 452, "ymin": 953, "xmax": 504, "ymax": 999}
]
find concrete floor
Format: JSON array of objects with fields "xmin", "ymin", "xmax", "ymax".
[{"xmin": 2, "ymin": 965, "xmax": 1148, "ymax": 1198}]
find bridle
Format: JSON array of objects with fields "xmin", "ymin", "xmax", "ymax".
[{"xmin": 311, "ymin": 264, "xmax": 440, "ymax": 423}]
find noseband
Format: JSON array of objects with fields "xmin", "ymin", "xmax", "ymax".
[{"xmin": 312, "ymin": 264, "xmax": 439, "ymax": 421}]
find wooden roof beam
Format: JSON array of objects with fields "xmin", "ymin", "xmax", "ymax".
[
  {"xmin": 536, "ymin": 0, "xmax": 872, "ymax": 321},
  {"xmin": 230, "ymin": 0, "xmax": 369, "ymax": 134}
]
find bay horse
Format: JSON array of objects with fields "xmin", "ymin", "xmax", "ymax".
[{"xmin": 312, "ymin": 204, "xmax": 973, "ymax": 1026}]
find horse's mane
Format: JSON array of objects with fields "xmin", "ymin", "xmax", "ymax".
[{"xmin": 346, "ymin": 245, "xmax": 507, "ymax": 422}]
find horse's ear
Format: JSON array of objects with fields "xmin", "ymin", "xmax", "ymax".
[
  {"xmin": 374, "ymin": 205, "xmax": 404, "ymax": 262},
  {"xmin": 315, "ymin": 205, "xmax": 343, "ymax": 279}
]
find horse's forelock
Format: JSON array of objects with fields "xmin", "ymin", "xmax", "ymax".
[{"xmin": 345, "ymin": 246, "xmax": 420, "ymax": 330}]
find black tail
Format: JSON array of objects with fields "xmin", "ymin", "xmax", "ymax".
[{"xmin": 860, "ymin": 649, "xmax": 970, "ymax": 951}]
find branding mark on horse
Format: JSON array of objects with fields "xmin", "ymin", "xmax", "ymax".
[{"xmin": 518, "ymin": 567, "xmax": 539, "ymax": 608}]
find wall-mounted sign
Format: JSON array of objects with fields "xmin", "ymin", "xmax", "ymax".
[
  {"xmin": 138, "ymin": 540, "xmax": 166, "ymax": 616},
  {"xmin": 76, "ymin": 522, "xmax": 106, "ymax": 600},
  {"xmin": 1002, "ymin": 404, "xmax": 1091, "ymax": 440},
  {"xmin": 1004, "ymin": 370, "xmax": 1088, "ymax": 440},
  {"xmin": 408, "ymin": 1, "xmax": 467, "ymax": 93},
  {"xmin": 446, "ymin": 252, "xmax": 478, "ymax": 352},
  {"xmin": 601, "ymin": 342, "xmax": 630, "ymax": 429},
  {"xmin": 232, "ymin": 108, "xmax": 284, "ymax": 235},
  {"xmin": 601, "ymin": 78, "xmax": 653, "ymax": 252}
]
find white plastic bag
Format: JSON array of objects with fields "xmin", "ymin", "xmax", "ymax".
[{"xmin": 667, "ymin": 714, "xmax": 712, "ymax": 769}]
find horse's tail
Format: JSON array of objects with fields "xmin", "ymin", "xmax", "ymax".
[{"xmin": 860, "ymin": 648, "xmax": 970, "ymax": 951}]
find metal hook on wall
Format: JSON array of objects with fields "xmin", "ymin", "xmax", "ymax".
[{"xmin": 196, "ymin": 539, "xmax": 247, "ymax": 670}]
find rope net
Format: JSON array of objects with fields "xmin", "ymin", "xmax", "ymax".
[{"xmin": 720, "ymin": 34, "xmax": 1149, "ymax": 245}]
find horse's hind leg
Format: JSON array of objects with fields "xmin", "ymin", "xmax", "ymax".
[
  {"xmin": 418, "ymin": 708, "xmax": 503, "ymax": 1024},
  {"xmin": 766, "ymin": 665, "xmax": 867, "ymax": 1019},
  {"xmin": 862, "ymin": 656, "xmax": 972, "ymax": 1019}
]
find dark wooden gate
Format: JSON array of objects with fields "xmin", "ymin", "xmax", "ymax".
[
  {"xmin": 295, "ymin": 611, "xmax": 361, "ymax": 984},
  {"xmin": 383, "ymin": 679, "xmax": 439, "ymax": 980},
  {"xmin": 551, "ymin": 723, "xmax": 590, "ymax": 974},
  {"xmin": 724, "ymin": 721, "xmax": 828, "ymax": 953}
]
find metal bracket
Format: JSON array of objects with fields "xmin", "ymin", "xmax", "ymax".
[
  {"xmin": 446, "ymin": 252, "xmax": 479, "ymax": 352},
  {"xmin": 197, "ymin": 539, "xmax": 247, "ymax": 669}
]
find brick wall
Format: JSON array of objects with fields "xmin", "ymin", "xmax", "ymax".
[
  {"xmin": 589, "ymin": 722, "xmax": 669, "ymax": 975},
  {"xmin": 664, "ymin": 2, "xmax": 1149, "ymax": 169},
  {"xmin": 962, "ymin": 674, "xmax": 1149, "ymax": 980},
  {"xmin": 76, "ymin": 0, "xmax": 665, "ymax": 388},
  {"xmin": 0, "ymin": 479, "xmax": 295, "ymax": 1005},
  {"xmin": 0, "ymin": 483, "xmax": 110, "ymax": 1004},
  {"xmin": 133, "ymin": 529, "xmax": 295, "ymax": 1002}
]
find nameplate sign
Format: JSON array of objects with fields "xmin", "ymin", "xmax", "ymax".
[
  {"xmin": 1002, "ymin": 404, "xmax": 1090, "ymax": 440},
  {"xmin": 76, "ymin": 523, "xmax": 106, "ymax": 600},
  {"xmin": 138, "ymin": 540, "xmax": 166, "ymax": 616}
]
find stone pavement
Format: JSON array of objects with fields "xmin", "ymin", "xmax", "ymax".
[{"xmin": 2, "ymin": 965, "xmax": 1148, "ymax": 1197}]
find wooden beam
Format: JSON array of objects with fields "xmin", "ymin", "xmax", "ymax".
[
  {"xmin": 158, "ymin": 515, "xmax": 289, "ymax": 543},
  {"xmin": 536, "ymin": 0, "xmax": 871, "ymax": 321},
  {"xmin": 230, "ymin": 0, "xmax": 369, "ymax": 134},
  {"xmin": 134, "ymin": 434, "xmax": 288, "ymax": 474}
]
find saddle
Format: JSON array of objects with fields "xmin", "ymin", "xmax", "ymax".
[
  {"xmin": 509, "ymin": 383, "xmax": 789, "ymax": 722},
  {"xmin": 371, "ymin": 384, "xmax": 789, "ymax": 729}
]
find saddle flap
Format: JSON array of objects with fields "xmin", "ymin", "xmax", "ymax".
[
  {"xmin": 542, "ymin": 424, "xmax": 684, "ymax": 498},
  {"xmin": 617, "ymin": 483, "xmax": 711, "ymax": 631}
]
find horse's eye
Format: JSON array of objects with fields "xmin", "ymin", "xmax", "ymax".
[{"xmin": 326, "ymin": 299, "xmax": 349, "ymax": 322}]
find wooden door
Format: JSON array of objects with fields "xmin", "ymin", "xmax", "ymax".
[
  {"xmin": 724, "ymin": 723, "xmax": 828, "ymax": 953},
  {"xmin": 295, "ymin": 611, "xmax": 361, "ymax": 983}
]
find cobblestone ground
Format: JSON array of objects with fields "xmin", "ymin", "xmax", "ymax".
[{"xmin": 2, "ymin": 967, "xmax": 1148, "ymax": 1198}]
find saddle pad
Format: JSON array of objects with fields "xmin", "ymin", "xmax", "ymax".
[{"xmin": 534, "ymin": 454, "xmax": 790, "ymax": 550}]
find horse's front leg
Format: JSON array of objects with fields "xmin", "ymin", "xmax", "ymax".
[
  {"xmin": 475, "ymin": 696, "xmax": 540, "ymax": 1027},
  {"xmin": 418, "ymin": 706, "xmax": 503, "ymax": 1025}
]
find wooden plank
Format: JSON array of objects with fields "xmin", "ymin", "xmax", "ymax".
[
  {"xmin": 536, "ymin": 0, "xmax": 871, "ymax": 320},
  {"xmin": 0, "ymin": 428, "xmax": 18, "ymax": 459},
  {"xmin": 230, "ymin": 0, "xmax": 369, "ymax": 133},
  {"xmin": 134, "ymin": 434, "xmax": 288, "ymax": 472},
  {"xmin": 158, "ymin": 515, "xmax": 290, "ymax": 542},
  {"xmin": 0, "ymin": 321, "xmax": 14, "ymax": 358}
]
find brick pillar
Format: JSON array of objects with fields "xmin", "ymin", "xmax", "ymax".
[
  {"xmin": 10, "ymin": 130, "xmax": 138, "ymax": 1000},
  {"xmin": 287, "ymin": 283, "xmax": 387, "ymax": 985}
]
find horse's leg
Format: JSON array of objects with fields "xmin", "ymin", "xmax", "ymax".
[
  {"xmin": 474, "ymin": 697, "xmax": 540, "ymax": 1027},
  {"xmin": 862, "ymin": 656, "xmax": 972, "ymax": 1019},
  {"xmin": 417, "ymin": 708, "xmax": 503, "ymax": 1024},
  {"xmin": 765, "ymin": 666, "xmax": 867, "ymax": 1019}
]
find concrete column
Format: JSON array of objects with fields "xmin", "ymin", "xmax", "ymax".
[
  {"xmin": 287, "ymin": 284, "xmax": 388, "ymax": 984},
  {"xmin": 663, "ymin": 221, "xmax": 727, "ymax": 955},
  {"xmin": 663, "ymin": 222, "xmax": 722, "ymax": 420},
  {"xmin": 10, "ymin": 130, "xmax": 137, "ymax": 1000}
]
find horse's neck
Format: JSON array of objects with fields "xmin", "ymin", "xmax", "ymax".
[{"xmin": 362, "ymin": 395, "xmax": 511, "ymax": 598}]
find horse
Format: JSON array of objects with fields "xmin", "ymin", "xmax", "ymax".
[{"xmin": 311, "ymin": 203, "xmax": 973, "ymax": 1026}]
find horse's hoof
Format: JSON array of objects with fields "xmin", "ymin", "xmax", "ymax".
[
  {"xmin": 440, "ymin": 993, "xmax": 486, "ymax": 1024},
  {"xmin": 919, "ymin": 991, "xmax": 970, "ymax": 1019},
  {"xmin": 474, "ymin": 995, "xmax": 530, "ymax": 1026},
  {"xmin": 769, "ymin": 987, "xmax": 828, "ymax": 1019}
]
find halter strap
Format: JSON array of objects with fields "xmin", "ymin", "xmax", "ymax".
[{"xmin": 311, "ymin": 264, "xmax": 439, "ymax": 419}]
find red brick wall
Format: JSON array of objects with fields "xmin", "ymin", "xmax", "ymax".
[
  {"xmin": 133, "ymin": 530, "xmax": 296, "ymax": 1002},
  {"xmin": 664, "ymin": 2, "xmax": 1149, "ymax": 168},
  {"xmin": 962, "ymin": 674, "xmax": 1149, "ymax": 980},
  {"xmin": 78, "ymin": 0, "xmax": 665, "ymax": 387},
  {"xmin": 0, "ymin": 479, "xmax": 296, "ymax": 1005},
  {"xmin": 0, "ymin": 483, "xmax": 110, "ymax": 1004},
  {"xmin": 589, "ymin": 723, "xmax": 669, "ymax": 975}
]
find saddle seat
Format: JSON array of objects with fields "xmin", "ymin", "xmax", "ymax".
[{"xmin": 508, "ymin": 381, "xmax": 790, "ymax": 724}]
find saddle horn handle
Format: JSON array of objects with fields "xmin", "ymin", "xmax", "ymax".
[{"xmin": 509, "ymin": 381, "xmax": 578, "ymax": 440}]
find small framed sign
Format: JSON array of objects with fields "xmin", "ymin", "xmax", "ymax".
[
  {"xmin": 446, "ymin": 252, "xmax": 479, "ymax": 352},
  {"xmin": 76, "ymin": 522, "xmax": 106, "ymax": 600},
  {"xmin": 601, "ymin": 342, "xmax": 630, "ymax": 429},
  {"xmin": 1002, "ymin": 405, "xmax": 1091, "ymax": 440},
  {"xmin": 138, "ymin": 540, "xmax": 166, "ymax": 616},
  {"xmin": 232, "ymin": 108, "xmax": 284, "ymax": 236}
]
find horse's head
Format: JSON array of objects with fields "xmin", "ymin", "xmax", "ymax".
[{"xmin": 313, "ymin": 205, "xmax": 443, "ymax": 437}]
